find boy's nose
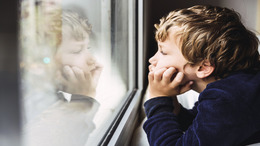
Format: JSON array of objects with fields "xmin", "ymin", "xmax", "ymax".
[
  {"xmin": 149, "ymin": 53, "xmax": 158, "ymax": 65},
  {"xmin": 87, "ymin": 55, "xmax": 96, "ymax": 66},
  {"xmin": 148, "ymin": 57, "xmax": 154, "ymax": 64}
]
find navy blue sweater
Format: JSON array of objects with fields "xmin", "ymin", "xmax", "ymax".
[{"xmin": 143, "ymin": 71, "xmax": 260, "ymax": 146}]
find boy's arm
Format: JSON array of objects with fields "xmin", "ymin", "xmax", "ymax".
[
  {"xmin": 177, "ymin": 101, "xmax": 198, "ymax": 131},
  {"xmin": 143, "ymin": 97, "xmax": 193, "ymax": 145},
  {"xmin": 144, "ymin": 68, "xmax": 248, "ymax": 145},
  {"xmin": 143, "ymin": 89, "xmax": 249, "ymax": 146},
  {"xmin": 144, "ymin": 67, "xmax": 199, "ymax": 145}
]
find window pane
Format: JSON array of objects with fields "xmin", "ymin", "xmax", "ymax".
[{"xmin": 20, "ymin": 0, "xmax": 132, "ymax": 145}]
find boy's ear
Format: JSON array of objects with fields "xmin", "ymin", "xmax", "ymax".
[{"xmin": 196, "ymin": 60, "xmax": 215, "ymax": 79}]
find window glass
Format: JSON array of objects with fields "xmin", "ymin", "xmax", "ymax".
[{"xmin": 20, "ymin": 0, "xmax": 131, "ymax": 145}]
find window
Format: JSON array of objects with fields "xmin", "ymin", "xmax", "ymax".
[{"xmin": 19, "ymin": 0, "xmax": 140, "ymax": 145}]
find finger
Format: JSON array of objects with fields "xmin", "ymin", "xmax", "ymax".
[
  {"xmin": 180, "ymin": 81, "xmax": 193, "ymax": 94},
  {"xmin": 148, "ymin": 65, "xmax": 154, "ymax": 72},
  {"xmin": 72, "ymin": 66, "xmax": 85, "ymax": 81},
  {"xmin": 170, "ymin": 72, "xmax": 184, "ymax": 87},
  {"xmin": 148, "ymin": 71, "xmax": 154, "ymax": 82},
  {"xmin": 63, "ymin": 65, "xmax": 77, "ymax": 82},
  {"xmin": 83, "ymin": 67, "xmax": 92, "ymax": 82},
  {"xmin": 162, "ymin": 67, "xmax": 176, "ymax": 83},
  {"xmin": 154, "ymin": 68, "xmax": 167, "ymax": 81}
]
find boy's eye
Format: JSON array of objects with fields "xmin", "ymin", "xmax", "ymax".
[
  {"xmin": 72, "ymin": 47, "xmax": 83, "ymax": 54},
  {"xmin": 160, "ymin": 50, "xmax": 167, "ymax": 55}
]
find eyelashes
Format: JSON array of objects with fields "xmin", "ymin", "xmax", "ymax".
[
  {"xmin": 160, "ymin": 50, "xmax": 167, "ymax": 55},
  {"xmin": 72, "ymin": 46, "xmax": 91, "ymax": 54}
]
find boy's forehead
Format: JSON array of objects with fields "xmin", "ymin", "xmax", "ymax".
[
  {"xmin": 62, "ymin": 25, "xmax": 89, "ymax": 40},
  {"xmin": 168, "ymin": 26, "xmax": 182, "ymax": 37},
  {"xmin": 157, "ymin": 26, "xmax": 182, "ymax": 45}
]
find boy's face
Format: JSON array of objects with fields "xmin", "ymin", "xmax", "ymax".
[
  {"xmin": 149, "ymin": 27, "xmax": 197, "ymax": 85},
  {"xmin": 55, "ymin": 35, "xmax": 97, "ymax": 74},
  {"xmin": 54, "ymin": 28, "xmax": 103, "ymax": 96}
]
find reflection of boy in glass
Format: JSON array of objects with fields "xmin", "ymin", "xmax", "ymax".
[
  {"xmin": 24, "ymin": 9, "xmax": 102, "ymax": 146},
  {"xmin": 55, "ymin": 10, "xmax": 102, "ymax": 100}
]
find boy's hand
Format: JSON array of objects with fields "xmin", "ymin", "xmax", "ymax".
[
  {"xmin": 148, "ymin": 67, "xmax": 193, "ymax": 99},
  {"xmin": 56, "ymin": 65, "xmax": 102, "ymax": 97}
]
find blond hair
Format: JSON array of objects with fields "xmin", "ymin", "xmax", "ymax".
[
  {"xmin": 155, "ymin": 5, "xmax": 260, "ymax": 79},
  {"xmin": 62, "ymin": 10, "xmax": 92, "ymax": 41}
]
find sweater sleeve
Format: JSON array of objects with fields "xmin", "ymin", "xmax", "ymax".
[
  {"xmin": 143, "ymin": 89, "xmax": 252, "ymax": 146},
  {"xmin": 143, "ymin": 96, "xmax": 197, "ymax": 146},
  {"xmin": 177, "ymin": 102, "xmax": 198, "ymax": 131},
  {"xmin": 144, "ymin": 96, "xmax": 174, "ymax": 118},
  {"xmin": 143, "ymin": 99, "xmax": 180, "ymax": 145}
]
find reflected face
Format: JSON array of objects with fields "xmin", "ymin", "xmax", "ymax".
[
  {"xmin": 149, "ymin": 27, "xmax": 197, "ymax": 84},
  {"xmin": 55, "ymin": 35, "xmax": 97, "ymax": 74},
  {"xmin": 54, "ymin": 24, "xmax": 103, "ymax": 97}
]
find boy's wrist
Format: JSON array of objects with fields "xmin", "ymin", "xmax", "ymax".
[
  {"xmin": 148, "ymin": 91, "xmax": 178, "ymax": 99},
  {"xmin": 82, "ymin": 90, "xmax": 96, "ymax": 98}
]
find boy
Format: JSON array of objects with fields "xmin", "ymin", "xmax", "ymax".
[
  {"xmin": 55, "ymin": 10, "xmax": 103, "ymax": 99},
  {"xmin": 144, "ymin": 5, "xmax": 260, "ymax": 145}
]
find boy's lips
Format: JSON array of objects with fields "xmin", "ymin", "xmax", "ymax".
[
  {"xmin": 88, "ymin": 64, "xmax": 96, "ymax": 71},
  {"xmin": 90, "ymin": 67, "xmax": 97, "ymax": 73},
  {"xmin": 90, "ymin": 65, "xmax": 102, "ymax": 74}
]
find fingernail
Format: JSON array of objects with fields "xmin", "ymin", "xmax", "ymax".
[
  {"xmin": 169, "ymin": 67, "xmax": 175, "ymax": 70},
  {"xmin": 176, "ymin": 72, "xmax": 184, "ymax": 80}
]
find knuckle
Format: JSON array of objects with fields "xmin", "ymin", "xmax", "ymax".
[
  {"xmin": 175, "ymin": 78, "xmax": 182, "ymax": 83},
  {"xmin": 154, "ymin": 71, "xmax": 161, "ymax": 77},
  {"xmin": 163, "ymin": 73, "xmax": 171, "ymax": 78}
]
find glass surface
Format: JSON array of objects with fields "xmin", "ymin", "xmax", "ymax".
[{"xmin": 20, "ymin": 0, "xmax": 131, "ymax": 145}]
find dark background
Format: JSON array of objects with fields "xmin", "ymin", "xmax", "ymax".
[{"xmin": 0, "ymin": 0, "xmax": 21, "ymax": 146}]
